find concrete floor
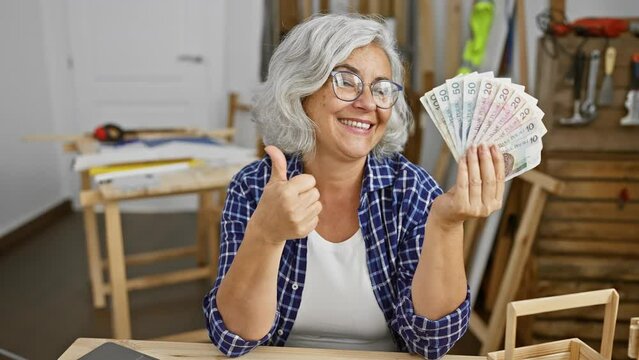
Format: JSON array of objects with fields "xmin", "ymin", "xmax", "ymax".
[{"xmin": 0, "ymin": 211, "xmax": 479, "ymax": 359}]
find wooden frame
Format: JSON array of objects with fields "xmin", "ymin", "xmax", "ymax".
[{"xmin": 487, "ymin": 289, "xmax": 619, "ymax": 360}]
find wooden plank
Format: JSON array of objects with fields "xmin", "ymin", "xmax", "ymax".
[
  {"xmin": 545, "ymin": 160, "xmax": 639, "ymax": 180},
  {"xmin": 100, "ymin": 245, "xmax": 198, "ymax": 270},
  {"xmin": 516, "ymin": 0, "xmax": 528, "ymax": 87},
  {"xmin": 469, "ymin": 311, "xmax": 488, "ymax": 343},
  {"xmin": 538, "ymin": 256, "xmax": 639, "ymax": 281},
  {"xmin": 508, "ymin": 289, "xmax": 617, "ymax": 318},
  {"xmin": 300, "ymin": 0, "xmax": 313, "ymax": 19},
  {"xmin": 538, "ymin": 221, "xmax": 639, "ymax": 240},
  {"xmin": 549, "ymin": 0, "xmax": 565, "ymax": 18},
  {"xmin": 484, "ymin": 181, "xmax": 522, "ymax": 311},
  {"xmin": 196, "ymin": 191, "xmax": 213, "ymax": 266},
  {"xmin": 487, "ymin": 339, "xmax": 575, "ymax": 360},
  {"xmin": 536, "ymin": 280, "xmax": 639, "ymax": 302},
  {"xmin": 543, "ymin": 127, "xmax": 639, "ymax": 153},
  {"xmin": 544, "ymin": 201, "xmax": 639, "ymax": 221},
  {"xmin": 445, "ymin": 0, "xmax": 462, "ymax": 78},
  {"xmin": 393, "ymin": 0, "xmax": 408, "ymax": 47},
  {"xmin": 520, "ymin": 170, "xmax": 565, "ymax": 195},
  {"xmin": 537, "ymin": 239, "xmax": 639, "ymax": 257},
  {"xmin": 104, "ymin": 202, "xmax": 131, "ymax": 339},
  {"xmin": 103, "ymin": 267, "xmax": 210, "ymax": 293},
  {"xmin": 418, "ymin": 0, "xmax": 434, "ymax": 89}
]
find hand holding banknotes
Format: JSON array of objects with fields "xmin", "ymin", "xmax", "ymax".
[
  {"xmin": 420, "ymin": 71, "xmax": 546, "ymax": 182},
  {"xmin": 429, "ymin": 144, "xmax": 505, "ymax": 229}
]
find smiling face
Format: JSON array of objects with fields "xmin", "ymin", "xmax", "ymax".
[{"xmin": 303, "ymin": 44, "xmax": 393, "ymax": 162}]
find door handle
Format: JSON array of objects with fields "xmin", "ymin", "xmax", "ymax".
[{"xmin": 177, "ymin": 54, "xmax": 203, "ymax": 64}]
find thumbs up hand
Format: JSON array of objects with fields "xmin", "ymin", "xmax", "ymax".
[{"xmin": 248, "ymin": 146, "xmax": 322, "ymax": 244}]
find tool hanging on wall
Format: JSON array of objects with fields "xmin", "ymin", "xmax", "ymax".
[
  {"xmin": 538, "ymin": 15, "xmax": 639, "ymax": 38},
  {"xmin": 620, "ymin": 53, "xmax": 639, "ymax": 126},
  {"xmin": 458, "ymin": 0, "xmax": 495, "ymax": 74},
  {"xmin": 559, "ymin": 50, "xmax": 587, "ymax": 125},
  {"xmin": 598, "ymin": 46, "xmax": 617, "ymax": 106},
  {"xmin": 580, "ymin": 49, "xmax": 601, "ymax": 121}
]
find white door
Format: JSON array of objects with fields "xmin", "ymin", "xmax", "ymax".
[
  {"xmin": 67, "ymin": 0, "xmax": 225, "ymax": 133},
  {"xmin": 66, "ymin": 0, "xmax": 227, "ymax": 211}
]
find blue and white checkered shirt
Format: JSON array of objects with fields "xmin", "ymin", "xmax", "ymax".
[{"xmin": 203, "ymin": 153, "xmax": 470, "ymax": 359}]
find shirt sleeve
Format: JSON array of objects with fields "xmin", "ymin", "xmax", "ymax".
[
  {"xmin": 389, "ymin": 176, "xmax": 471, "ymax": 360},
  {"xmin": 202, "ymin": 172, "xmax": 280, "ymax": 357}
]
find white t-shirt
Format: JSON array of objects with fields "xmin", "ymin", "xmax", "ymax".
[{"xmin": 285, "ymin": 229, "xmax": 397, "ymax": 351}]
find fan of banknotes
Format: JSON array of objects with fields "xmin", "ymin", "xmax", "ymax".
[{"xmin": 420, "ymin": 72, "xmax": 546, "ymax": 181}]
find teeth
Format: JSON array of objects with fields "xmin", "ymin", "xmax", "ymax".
[{"xmin": 339, "ymin": 119, "xmax": 371, "ymax": 130}]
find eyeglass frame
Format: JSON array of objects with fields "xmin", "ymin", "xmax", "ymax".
[{"xmin": 329, "ymin": 70, "xmax": 403, "ymax": 109}]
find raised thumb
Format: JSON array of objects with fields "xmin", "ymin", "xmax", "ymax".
[{"xmin": 265, "ymin": 145, "xmax": 288, "ymax": 182}]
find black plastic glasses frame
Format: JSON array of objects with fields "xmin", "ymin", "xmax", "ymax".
[{"xmin": 330, "ymin": 70, "xmax": 403, "ymax": 109}]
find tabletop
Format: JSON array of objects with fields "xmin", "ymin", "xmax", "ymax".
[{"xmin": 59, "ymin": 338, "xmax": 487, "ymax": 360}]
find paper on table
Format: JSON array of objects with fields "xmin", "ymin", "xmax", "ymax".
[{"xmin": 73, "ymin": 141, "xmax": 256, "ymax": 171}]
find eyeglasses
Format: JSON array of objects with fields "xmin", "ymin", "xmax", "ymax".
[{"xmin": 330, "ymin": 70, "xmax": 403, "ymax": 109}]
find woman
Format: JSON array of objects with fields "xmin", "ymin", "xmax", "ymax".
[{"xmin": 203, "ymin": 14, "xmax": 504, "ymax": 359}]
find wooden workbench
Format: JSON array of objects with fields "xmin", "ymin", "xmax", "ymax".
[{"xmin": 59, "ymin": 338, "xmax": 486, "ymax": 360}]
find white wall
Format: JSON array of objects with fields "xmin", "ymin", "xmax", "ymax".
[
  {"xmin": 0, "ymin": 0, "xmax": 66, "ymax": 236},
  {"xmin": 224, "ymin": 0, "xmax": 263, "ymax": 151}
]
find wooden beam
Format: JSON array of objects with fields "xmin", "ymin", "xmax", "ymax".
[
  {"xmin": 100, "ymin": 245, "xmax": 198, "ymax": 270},
  {"xmin": 445, "ymin": 0, "xmax": 463, "ymax": 78},
  {"xmin": 418, "ymin": 0, "xmax": 435, "ymax": 90},
  {"xmin": 481, "ymin": 184, "xmax": 548, "ymax": 354},
  {"xmin": 516, "ymin": 0, "xmax": 528, "ymax": 87},
  {"xmin": 393, "ymin": 0, "xmax": 408, "ymax": 47},
  {"xmin": 550, "ymin": 0, "xmax": 566, "ymax": 21}
]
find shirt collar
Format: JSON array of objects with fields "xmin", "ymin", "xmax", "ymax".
[{"xmin": 286, "ymin": 154, "xmax": 395, "ymax": 193}]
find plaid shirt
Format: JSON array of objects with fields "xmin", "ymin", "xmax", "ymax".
[{"xmin": 203, "ymin": 153, "xmax": 470, "ymax": 359}]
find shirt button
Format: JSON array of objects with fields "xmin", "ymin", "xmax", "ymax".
[
  {"xmin": 277, "ymin": 329, "xmax": 284, "ymax": 336},
  {"xmin": 291, "ymin": 283, "xmax": 299, "ymax": 290}
]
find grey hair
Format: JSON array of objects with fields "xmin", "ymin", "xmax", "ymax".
[{"xmin": 254, "ymin": 13, "xmax": 412, "ymax": 159}]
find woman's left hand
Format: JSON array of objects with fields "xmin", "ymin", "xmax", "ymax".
[{"xmin": 429, "ymin": 144, "xmax": 505, "ymax": 230}]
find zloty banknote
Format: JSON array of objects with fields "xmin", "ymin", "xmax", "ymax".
[
  {"xmin": 497, "ymin": 120, "xmax": 547, "ymax": 154},
  {"xmin": 488, "ymin": 104, "xmax": 545, "ymax": 145},
  {"xmin": 433, "ymin": 83, "xmax": 462, "ymax": 156},
  {"xmin": 503, "ymin": 142, "xmax": 542, "ymax": 181},
  {"xmin": 466, "ymin": 77, "xmax": 511, "ymax": 146},
  {"xmin": 472, "ymin": 82, "xmax": 525, "ymax": 146},
  {"xmin": 421, "ymin": 91, "xmax": 460, "ymax": 161},
  {"xmin": 446, "ymin": 75, "xmax": 465, "ymax": 152},
  {"xmin": 461, "ymin": 72, "xmax": 491, "ymax": 149},
  {"xmin": 479, "ymin": 91, "xmax": 537, "ymax": 144},
  {"xmin": 494, "ymin": 116, "xmax": 547, "ymax": 151}
]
